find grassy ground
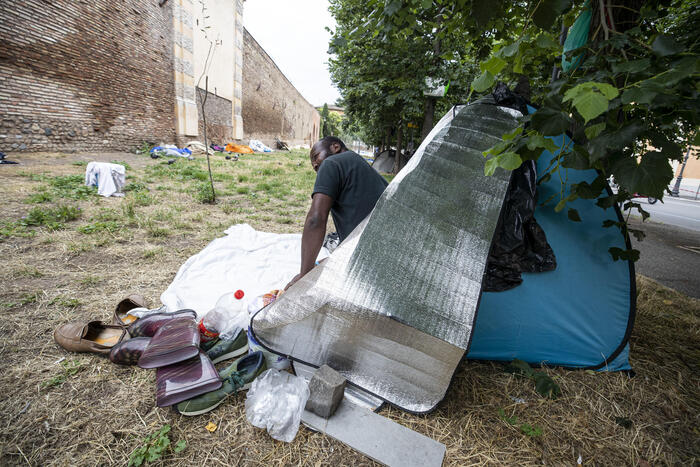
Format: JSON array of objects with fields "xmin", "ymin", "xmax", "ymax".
[{"xmin": 0, "ymin": 150, "xmax": 698, "ymax": 466}]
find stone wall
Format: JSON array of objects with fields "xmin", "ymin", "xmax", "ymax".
[
  {"xmin": 0, "ymin": 0, "xmax": 176, "ymax": 152},
  {"xmin": 242, "ymin": 29, "xmax": 320, "ymax": 148},
  {"xmin": 196, "ymin": 88, "xmax": 233, "ymax": 144}
]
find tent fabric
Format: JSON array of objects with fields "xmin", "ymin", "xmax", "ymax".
[
  {"xmin": 251, "ymin": 99, "xmax": 523, "ymax": 413},
  {"xmin": 467, "ymin": 129, "xmax": 634, "ymax": 370},
  {"xmin": 371, "ymin": 150, "xmax": 396, "ymax": 173}
]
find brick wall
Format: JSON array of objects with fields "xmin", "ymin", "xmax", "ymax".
[
  {"xmin": 196, "ymin": 88, "xmax": 232, "ymax": 145},
  {"xmin": 0, "ymin": 0, "xmax": 176, "ymax": 152},
  {"xmin": 242, "ymin": 28, "xmax": 320, "ymax": 148}
]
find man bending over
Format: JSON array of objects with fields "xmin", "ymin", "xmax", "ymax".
[{"xmin": 285, "ymin": 136, "xmax": 388, "ymax": 289}]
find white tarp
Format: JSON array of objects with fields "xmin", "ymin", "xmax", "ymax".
[
  {"xmin": 160, "ymin": 224, "xmax": 329, "ymax": 317},
  {"xmin": 84, "ymin": 162, "xmax": 126, "ymax": 197}
]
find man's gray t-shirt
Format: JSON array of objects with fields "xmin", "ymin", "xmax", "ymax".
[{"xmin": 312, "ymin": 150, "xmax": 388, "ymax": 242}]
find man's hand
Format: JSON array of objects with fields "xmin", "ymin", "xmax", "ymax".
[{"xmin": 284, "ymin": 273, "xmax": 303, "ymax": 291}]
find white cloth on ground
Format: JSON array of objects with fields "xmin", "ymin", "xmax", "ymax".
[
  {"xmin": 249, "ymin": 139, "xmax": 273, "ymax": 152},
  {"xmin": 160, "ymin": 223, "xmax": 329, "ymax": 317},
  {"xmin": 84, "ymin": 161, "xmax": 126, "ymax": 197}
]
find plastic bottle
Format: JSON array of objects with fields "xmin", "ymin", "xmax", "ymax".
[
  {"xmin": 199, "ymin": 289, "xmax": 245, "ymax": 342},
  {"xmin": 245, "ymin": 289, "xmax": 290, "ymax": 370}
]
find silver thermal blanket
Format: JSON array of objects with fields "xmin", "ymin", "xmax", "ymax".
[{"xmin": 251, "ymin": 99, "xmax": 521, "ymax": 412}]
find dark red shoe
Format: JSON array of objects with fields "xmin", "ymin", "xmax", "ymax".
[{"xmin": 127, "ymin": 309, "xmax": 196, "ymax": 337}]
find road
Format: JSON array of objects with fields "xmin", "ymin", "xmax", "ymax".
[
  {"xmin": 626, "ymin": 196, "xmax": 700, "ymax": 232},
  {"xmin": 628, "ymin": 216, "xmax": 700, "ymax": 299}
]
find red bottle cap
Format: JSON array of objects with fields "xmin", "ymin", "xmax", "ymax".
[{"xmin": 234, "ymin": 290, "xmax": 244, "ymax": 299}]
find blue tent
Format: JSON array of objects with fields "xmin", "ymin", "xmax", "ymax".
[{"xmin": 467, "ymin": 131, "xmax": 635, "ymax": 371}]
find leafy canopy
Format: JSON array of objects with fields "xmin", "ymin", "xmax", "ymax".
[{"xmin": 330, "ymin": 0, "xmax": 699, "ymax": 260}]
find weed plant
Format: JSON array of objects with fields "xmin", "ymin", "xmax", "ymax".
[
  {"xmin": 42, "ymin": 360, "xmax": 83, "ymax": 390},
  {"xmin": 128, "ymin": 424, "xmax": 185, "ymax": 466}
]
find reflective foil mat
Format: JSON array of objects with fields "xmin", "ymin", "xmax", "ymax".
[{"xmin": 252, "ymin": 99, "xmax": 521, "ymax": 412}]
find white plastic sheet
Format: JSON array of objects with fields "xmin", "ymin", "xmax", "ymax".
[{"xmin": 160, "ymin": 224, "xmax": 329, "ymax": 318}]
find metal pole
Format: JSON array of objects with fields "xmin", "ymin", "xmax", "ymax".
[{"xmin": 671, "ymin": 147, "xmax": 691, "ymax": 196}]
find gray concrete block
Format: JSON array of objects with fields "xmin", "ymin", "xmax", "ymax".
[{"xmin": 305, "ymin": 365, "xmax": 346, "ymax": 418}]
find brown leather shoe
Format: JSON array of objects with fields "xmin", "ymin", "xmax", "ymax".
[
  {"xmin": 54, "ymin": 321, "xmax": 129, "ymax": 355},
  {"xmin": 113, "ymin": 294, "xmax": 149, "ymax": 326}
]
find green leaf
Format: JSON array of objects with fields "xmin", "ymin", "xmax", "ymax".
[
  {"xmin": 564, "ymin": 82, "xmax": 619, "ymax": 103},
  {"xmin": 481, "ymin": 55, "xmax": 507, "ymax": 75},
  {"xmin": 484, "ymin": 157, "xmax": 499, "ymax": 176},
  {"xmin": 572, "ymin": 90, "xmax": 610, "ymax": 123},
  {"xmin": 594, "ymin": 83, "xmax": 620, "ymax": 100},
  {"xmin": 533, "ymin": 372, "xmax": 561, "ymax": 398},
  {"xmin": 526, "ymin": 133, "xmax": 558, "ymax": 152},
  {"xmin": 554, "ymin": 198, "xmax": 567, "ymax": 212},
  {"xmin": 520, "ymin": 422, "xmax": 543, "ymax": 437},
  {"xmin": 621, "ymin": 87, "xmax": 656, "ymax": 105},
  {"xmin": 505, "ymin": 359, "xmax": 534, "ymax": 377},
  {"xmin": 629, "ymin": 228, "xmax": 646, "ymax": 241},
  {"xmin": 145, "ymin": 450, "xmax": 160, "ymax": 462},
  {"xmin": 652, "ymin": 56, "xmax": 699, "ymax": 87},
  {"xmin": 612, "ymin": 151, "xmax": 674, "ymax": 198},
  {"xmin": 585, "ymin": 122, "xmax": 605, "ymax": 140},
  {"xmin": 597, "ymin": 196, "xmax": 616, "ymax": 210},
  {"xmin": 421, "ymin": 0, "xmax": 432, "ymax": 9},
  {"xmin": 513, "ymin": 53, "xmax": 524, "ymax": 74},
  {"xmin": 609, "ymin": 247, "xmax": 640, "ymax": 262},
  {"xmin": 499, "ymin": 41, "xmax": 520, "ymax": 57},
  {"xmin": 561, "ymin": 146, "xmax": 589, "ymax": 169},
  {"xmin": 652, "ymin": 34, "xmax": 683, "ymax": 56},
  {"xmin": 535, "ymin": 34, "xmax": 559, "ymax": 49},
  {"xmin": 612, "ymin": 58, "xmax": 651, "ymax": 74},
  {"xmin": 471, "ymin": 70, "xmax": 495, "ymax": 92},
  {"xmin": 174, "ymin": 440, "xmax": 187, "ymax": 453},
  {"xmin": 530, "ymin": 108, "xmax": 571, "ymax": 135},
  {"xmin": 567, "ymin": 208, "xmax": 581, "ymax": 222},
  {"xmin": 564, "ymin": 83, "xmax": 618, "ymax": 123},
  {"xmin": 574, "ymin": 177, "xmax": 605, "ymax": 199},
  {"xmin": 502, "ymin": 126, "xmax": 523, "ymax": 141},
  {"xmin": 471, "ymin": 0, "xmax": 495, "ymax": 26},
  {"xmin": 498, "ymin": 152, "xmax": 523, "ymax": 170},
  {"xmin": 483, "ymin": 140, "xmax": 510, "ymax": 157},
  {"xmin": 532, "ymin": 0, "xmax": 572, "ymax": 29}
]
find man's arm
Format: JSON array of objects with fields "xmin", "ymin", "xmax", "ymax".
[{"xmin": 285, "ymin": 192, "xmax": 333, "ymax": 290}]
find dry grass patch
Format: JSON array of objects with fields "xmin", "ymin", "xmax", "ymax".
[{"xmin": 0, "ymin": 151, "xmax": 697, "ymax": 465}]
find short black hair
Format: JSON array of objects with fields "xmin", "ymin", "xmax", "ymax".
[{"xmin": 316, "ymin": 136, "xmax": 347, "ymax": 152}]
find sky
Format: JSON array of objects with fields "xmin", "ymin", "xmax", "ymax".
[{"xmin": 243, "ymin": 0, "xmax": 341, "ymax": 107}]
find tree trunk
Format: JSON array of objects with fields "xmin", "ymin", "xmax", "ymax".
[
  {"xmin": 393, "ymin": 123, "xmax": 404, "ymax": 174},
  {"xmin": 421, "ymin": 97, "xmax": 436, "ymax": 141},
  {"xmin": 384, "ymin": 127, "xmax": 391, "ymax": 153}
]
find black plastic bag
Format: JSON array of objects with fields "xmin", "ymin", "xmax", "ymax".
[{"xmin": 484, "ymin": 83, "xmax": 556, "ymax": 292}]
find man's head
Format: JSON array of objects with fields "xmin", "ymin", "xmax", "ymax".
[{"xmin": 310, "ymin": 136, "xmax": 347, "ymax": 172}]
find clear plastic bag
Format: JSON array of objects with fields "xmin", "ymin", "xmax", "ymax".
[{"xmin": 245, "ymin": 369, "xmax": 310, "ymax": 442}]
